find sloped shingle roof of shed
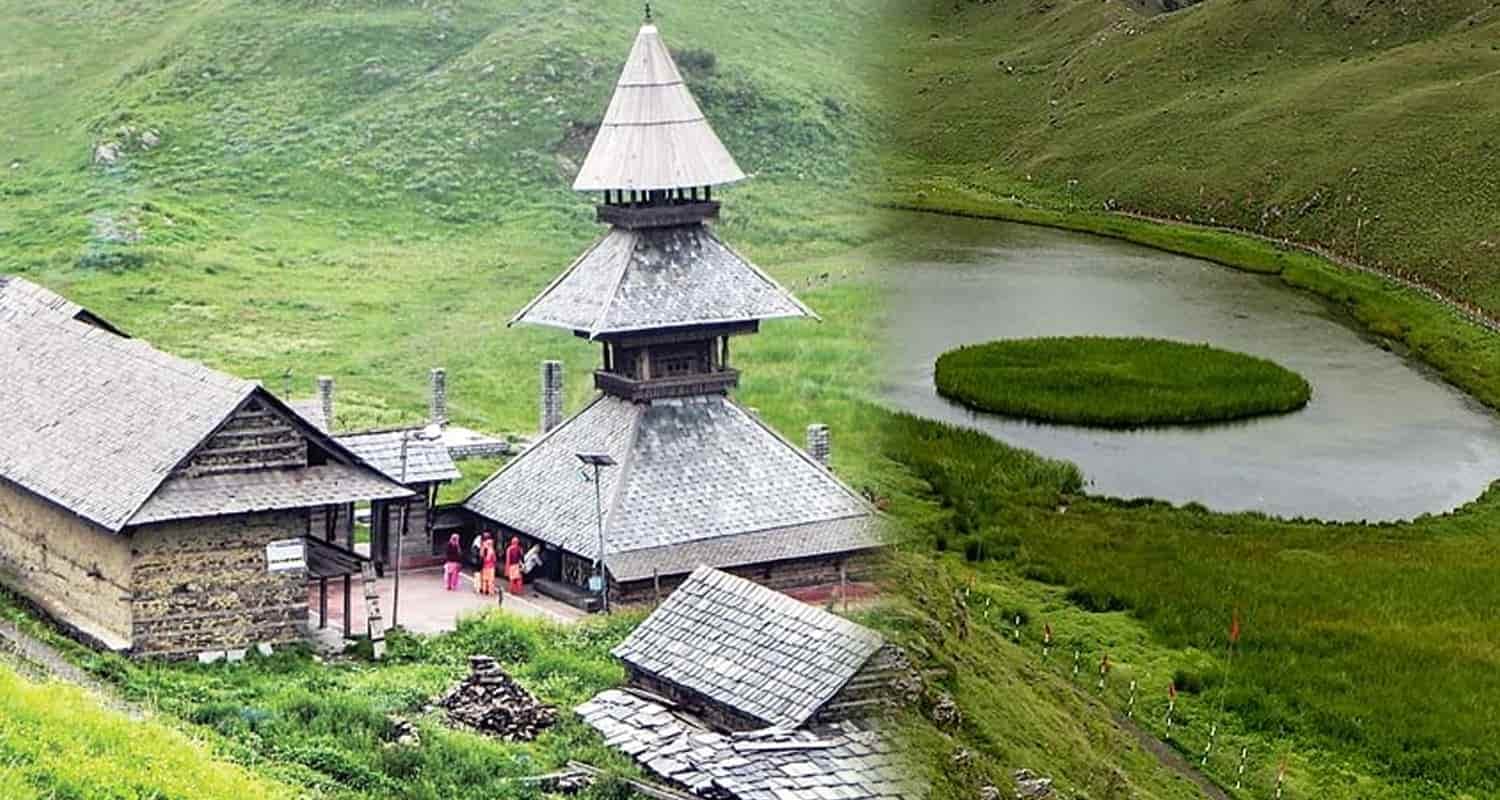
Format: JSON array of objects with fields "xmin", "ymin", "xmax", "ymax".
[
  {"xmin": 463, "ymin": 394, "xmax": 877, "ymax": 569},
  {"xmin": 335, "ymin": 429, "xmax": 462, "ymax": 485},
  {"xmin": 573, "ymin": 24, "xmax": 745, "ymax": 192},
  {"xmin": 510, "ymin": 224, "xmax": 814, "ymax": 338},
  {"xmin": 0, "ymin": 301, "xmax": 256, "ymax": 531},
  {"xmin": 613, "ymin": 567, "xmax": 885, "ymax": 729},
  {"xmin": 577, "ymin": 689, "xmax": 919, "ymax": 800}
]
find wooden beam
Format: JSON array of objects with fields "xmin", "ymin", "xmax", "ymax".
[
  {"xmin": 565, "ymin": 762, "xmax": 698, "ymax": 800},
  {"xmin": 318, "ymin": 578, "xmax": 328, "ymax": 629}
]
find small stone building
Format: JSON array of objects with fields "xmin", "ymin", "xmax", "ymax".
[
  {"xmin": 577, "ymin": 567, "xmax": 919, "ymax": 800},
  {"xmin": 0, "ymin": 276, "xmax": 409, "ymax": 657}
]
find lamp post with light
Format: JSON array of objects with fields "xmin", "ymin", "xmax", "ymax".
[
  {"xmin": 575, "ymin": 452, "xmax": 617, "ymax": 613},
  {"xmin": 392, "ymin": 423, "xmax": 444, "ymax": 629}
]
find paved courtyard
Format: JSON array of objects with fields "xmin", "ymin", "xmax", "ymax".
[{"xmin": 308, "ymin": 566, "xmax": 584, "ymax": 643}]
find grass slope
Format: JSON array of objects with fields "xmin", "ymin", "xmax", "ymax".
[
  {"xmin": 934, "ymin": 337, "xmax": 1311, "ymax": 428},
  {"xmin": 0, "ymin": 663, "xmax": 297, "ymax": 799},
  {"xmin": 0, "ymin": 0, "xmax": 883, "ymax": 435},
  {"xmin": 879, "ymin": 0, "xmax": 1500, "ymax": 311},
  {"xmin": 880, "ymin": 407, "xmax": 1500, "ymax": 799}
]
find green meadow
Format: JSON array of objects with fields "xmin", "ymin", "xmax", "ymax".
[
  {"xmin": 934, "ymin": 337, "xmax": 1311, "ymax": 428},
  {"xmin": 0, "ymin": 662, "xmax": 299, "ymax": 799}
]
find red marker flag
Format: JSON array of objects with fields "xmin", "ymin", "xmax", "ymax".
[{"xmin": 1229, "ymin": 609, "xmax": 1242, "ymax": 645}]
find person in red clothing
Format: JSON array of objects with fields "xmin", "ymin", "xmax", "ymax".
[
  {"xmin": 442, "ymin": 533, "xmax": 463, "ymax": 591},
  {"xmin": 504, "ymin": 536, "xmax": 525, "ymax": 596}
]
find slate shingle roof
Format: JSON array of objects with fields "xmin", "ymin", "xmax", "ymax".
[
  {"xmin": 0, "ymin": 301, "xmax": 256, "ymax": 531},
  {"xmin": 606, "ymin": 516, "xmax": 882, "ymax": 583},
  {"xmin": 510, "ymin": 224, "xmax": 814, "ymax": 338},
  {"xmin": 335, "ymin": 429, "xmax": 462, "ymax": 486},
  {"xmin": 131, "ymin": 463, "xmax": 412, "ymax": 525},
  {"xmin": 463, "ymin": 394, "xmax": 879, "ymax": 574},
  {"xmin": 613, "ymin": 567, "xmax": 886, "ymax": 729},
  {"xmin": 0, "ymin": 277, "xmax": 407, "ymax": 531},
  {"xmin": 577, "ymin": 689, "xmax": 919, "ymax": 800},
  {"xmin": 573, "ymin": 24, "xmax": 746, "ymax": 192},
  {"xmin": 0, "ymin": 275, "xmax": 126, "ymax": 335},
  {"xmin": 286, "ymin": 398, "xmax": 330, "ymax": 432}
]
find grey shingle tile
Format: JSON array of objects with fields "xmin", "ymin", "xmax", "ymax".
[
  {"xmin": 464, "ymin": 394, "xmax": 880, "ymax": 579},
  {"xmin": 613, "ymin": 567, "xmax": 885, "ymax": 729}
]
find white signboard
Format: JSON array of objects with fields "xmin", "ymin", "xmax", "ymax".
[{"xmin": 266, "ymin": 538, "xmax": 306, "ymax": 573}]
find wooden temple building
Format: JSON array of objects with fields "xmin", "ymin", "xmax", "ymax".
[
  {"xmin": 0, "ymin": 276, "xmax": 411, "ymax": 658},
  {"xmin": 463, "ymin": 21, "xmax": 882, "ymax": 608},
  {"xmin": 576, "ymin": 567, "xmax": 918, "ymax": 800}
]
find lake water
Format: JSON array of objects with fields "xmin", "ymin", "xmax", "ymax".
[{"xmin": 879, "ymin": 213, "xmax": 1500, "ymax": 522}]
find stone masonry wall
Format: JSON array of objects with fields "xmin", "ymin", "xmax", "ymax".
[
  {"xmin": 129, "ymin": 509, "xmax": 307, "ymax": 657},
  {"xmin": 0, "ymin": 479, "xmax": 133, "ymax": 649}
]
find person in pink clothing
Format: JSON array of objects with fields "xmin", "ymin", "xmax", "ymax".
[{"xmin": 442, "ymin": 533, "xmax": 463, "ymax": 591}]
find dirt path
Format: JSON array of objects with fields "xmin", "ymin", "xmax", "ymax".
[
  {"xmin": 1116, "ymin": 714, "xmax": 1232, "ymax": 800},
  {"xmin": 0, "ymin": 618, "xmax": 144, "ymax": 719},
  {"xmin": 1113, "ymin": 208, "xmax": 1500, "ymax": 336}
]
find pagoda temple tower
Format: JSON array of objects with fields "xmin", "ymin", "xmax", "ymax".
[{"xmin": 464, "ymin": 20, "xmax": 880, "ymax": 608}]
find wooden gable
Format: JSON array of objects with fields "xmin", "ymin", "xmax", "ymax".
[{"xmin": 174, "ymin": 394, "xmax": 310, "ymax": 478}]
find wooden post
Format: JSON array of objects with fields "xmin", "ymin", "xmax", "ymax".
[
  {"xmin": 653, "ymin": 567, "xmax": 662, "ymax": 606},
  {"xmin": 342, "ymin": 574, "xmax": 352, "ymax": 639},
  {"xmin": 840, "ymin": 561, "xmax": 849, "ymax": 613},
  {"xmin": 318, "ymin": 578, "xmax": 328, "ymax": 629}
]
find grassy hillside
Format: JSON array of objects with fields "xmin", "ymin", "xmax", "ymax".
[
  {"xmin": 880, "ymin": 0, "xmax": 1500, "ymax": 310},
  {"xmin": 0, "ymin": 663, "xmax": 298, "ymax": 799},
  {"xmin": 876, "ymin": 405, "xmax": 1500, "ymax": 799},
  {"xmin": 0, "ymin": 0, "xmax": 882, "ymax": 436}
]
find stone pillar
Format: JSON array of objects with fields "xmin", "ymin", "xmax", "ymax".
[
  {"xmin": 317, "ymin": 376, "xmax": 334, "ymax": 431},
  {"xmin": 430, "ymin": 367, "xmax": 448, "ymax": 427},
  {"xmin": 806, "ymin": 423, "xmax": 831, "ymax": 468},
  {"xmin": 540, "ymin": 360, "xmax": 564, "ymax": 434}
]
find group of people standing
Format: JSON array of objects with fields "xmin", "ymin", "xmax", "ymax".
[{"xmin": 443, "ymin": 531, "xmax": 541, "ymax": 596}]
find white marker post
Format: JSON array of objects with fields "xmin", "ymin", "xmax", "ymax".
[{"xmin": 1165, "ymin": 683, "xmax": 1178, "ymax": 735}]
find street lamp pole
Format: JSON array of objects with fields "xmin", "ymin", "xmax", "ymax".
[
  {"xmin": 575, "ymin": 452, "xmax": 617, "ymax": 614},
  {"xmin": 392, "ymin": 424, "xmax": 443, "ymax": 630}
]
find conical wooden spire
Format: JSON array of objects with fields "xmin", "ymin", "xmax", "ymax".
[{"xmin": 573, "ymin": 24, "xmax": 746, "ymax": 192}]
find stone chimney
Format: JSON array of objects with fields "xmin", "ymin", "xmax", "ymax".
[
  {"xmin": 806, "ymin": 423, "xmax": 830, "ymax": 468},
  {"xmin": 317, "ymin": 376, "xmax": 334, "ymax": 431},
  {"xmin": 430, "ymin": 367, "xmax": 448, "ymax": 427},
  {"xmin": 540, "ymin": 360, "xmax": 564, "ymax": 434}
]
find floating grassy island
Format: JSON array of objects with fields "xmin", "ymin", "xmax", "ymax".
[{"xmin": 935, "ymin": 337, "xmax": 1311, "ymax": 428}]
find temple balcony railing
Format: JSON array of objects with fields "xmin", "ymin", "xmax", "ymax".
[
  {"xmin": 596, "ymin": 201, "xmax": 720, "ymax": 230},
  {"xmin": 594, "ymin": 368, "xmax": 740, "ymax": 401}
]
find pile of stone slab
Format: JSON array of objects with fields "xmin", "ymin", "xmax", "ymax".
[{"xmin": 439, "ymin": 655, "xmax": 557, "ymax": 740}]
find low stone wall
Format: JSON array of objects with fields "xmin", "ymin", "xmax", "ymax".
[
  {"xmin": 0, "ymin": 479, "xmax": 133, "ymax": 649},
  {"xmin": 129, "ymin": 509, "xmax": 307, "ymax": 657}
]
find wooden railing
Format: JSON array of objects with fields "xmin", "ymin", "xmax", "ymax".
[
  {"xmin": 594, "ymin": 368, "xmax": 739, "ymax": 401},
  {"xmin": 596, "ymin": 202, "xmax": 719, "ymax": 229}
]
